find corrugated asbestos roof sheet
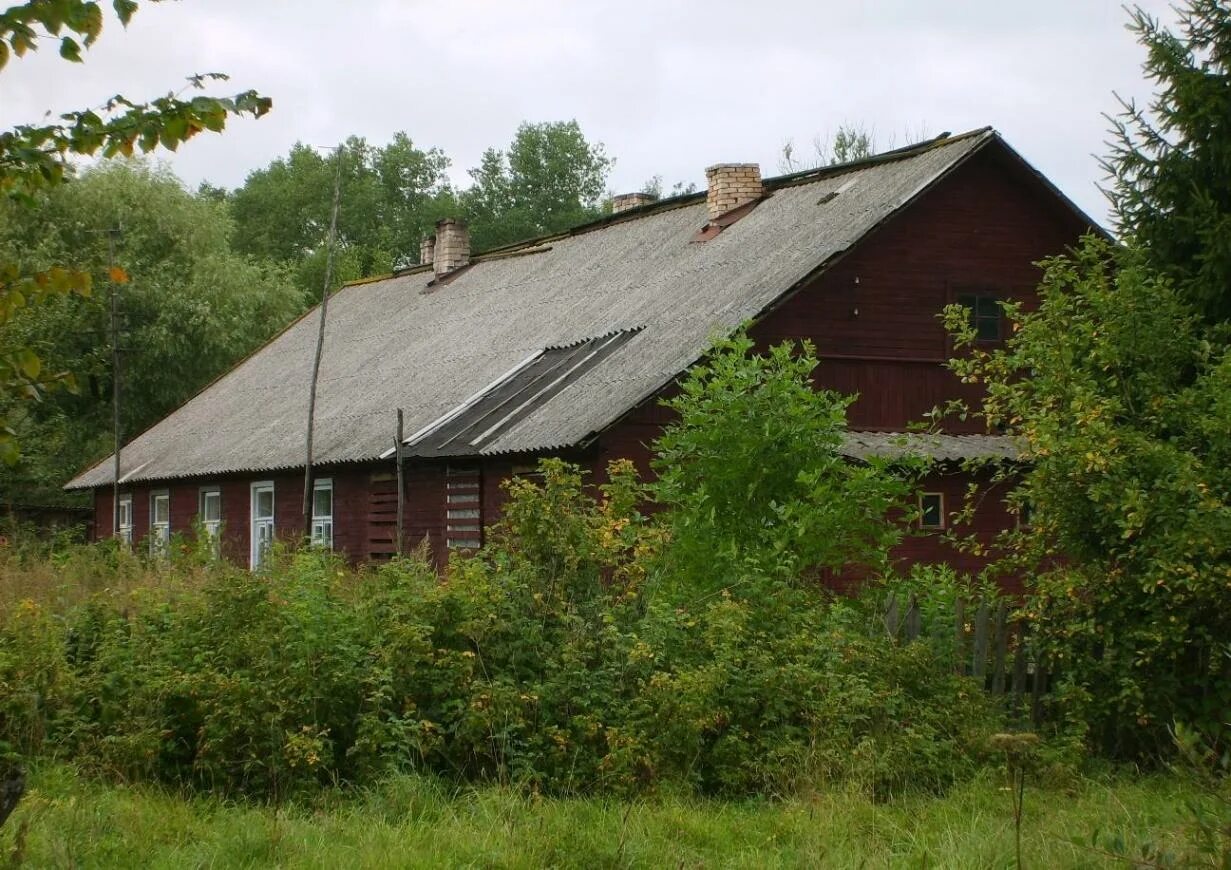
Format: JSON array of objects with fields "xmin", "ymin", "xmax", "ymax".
[
  {"xmin": 67, "ymin": 129, "xmax": 1013, "ymax": 489},
  {"xmin": 404, "ymin": 330, "xmax": 643, "ymax": 457},
  {"xmin": 839, "ymin": 432, "xmax": 1022, "ymax": 463}
]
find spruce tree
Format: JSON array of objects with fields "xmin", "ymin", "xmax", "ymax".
[{"xmin": 1103, "ymin": 1, "xmax": 1231, "ymax": 327}]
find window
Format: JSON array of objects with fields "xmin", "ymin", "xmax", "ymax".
[
  {"xmin": 446, "ymin": 464, "xmax": 481, "ymax": 550},
  {"xmin": 311, "ymin": 478, "xmax": 333, "ymax": 549},
  {"xmin": 150, "ymin": 490, "xmax": 170, "ymax": 556},
  {"xmin": 200, "ymin": 487, "xmax": 222, "ymax": 554},
  {"xmin": 250, "ymin": 481, "xmax": 274, "ymax": 569},
  {"xmin": 919, "ymin": 492, "xmax": 945, "ymax": 530},
  {"xmin": 117, "ymin": 493, "xmax": 133, "ymax": 547},
  {"xmin": 1017, "ymin": 499, "xmax": 1033, "ymax": 530},
  {"xmin": 957, "ymin": 293, "xmax": 1002, "ymax": 342}
]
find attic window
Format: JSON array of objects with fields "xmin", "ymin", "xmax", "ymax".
[
  {"xmin": 957, "ymin": 293, "xmax": 1002, "ymax": 342},
  {"xmin": 395, "ymin": 329, "xmax": 643, "ymax": 457}
]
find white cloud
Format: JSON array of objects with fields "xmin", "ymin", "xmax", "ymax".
[{"xmin": 0, "ymin": 0, "xmax": 1176, "ymax": 223}]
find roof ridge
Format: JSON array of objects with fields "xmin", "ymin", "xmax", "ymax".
[
  {"xmin": 439, "ymin": 127, "xmax": 996, "ymax": 262},
  {"xmin": 765, "ymin": 127, "xmax": 994, "ymax": 190}
]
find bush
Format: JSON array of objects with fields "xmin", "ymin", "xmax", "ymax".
[
  {"xmin": 0, "ymin": 465, "xmax": 1002, "ymax": 801},
  {"xmin": 0, "ymin": 338, "xmax": 1007, "ymax": 800}
]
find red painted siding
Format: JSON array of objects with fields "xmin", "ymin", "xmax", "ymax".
[{"xmin": 749, "ymin": 146, "xmax": 1081, "ymax": 432}]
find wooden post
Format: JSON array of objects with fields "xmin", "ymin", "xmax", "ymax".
[
  {"xmin": 395, "ymin": 408, "xmax": 405, "ymax": 556},
  {"xmin": 302, "ymin": 145, "xmax": 344, "ymax": 537}
]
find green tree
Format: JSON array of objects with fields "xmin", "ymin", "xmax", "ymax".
[
  {"xmin": 1103, "ymin": 0, "xmax": 1231, "ymax": 327},
  {"xmin": 940, "ymin": 0, "xmax": 1231, "ymax": 761},
  {"xmin": 229, "ymin": 134, "xmax": 455, "ymax": 294},
  {"xmin": 0, "ymin": 0, "xmax": 271, "ymax": 462},
  {"xmin": 651, "ymin": 335, "xmax": 919, "ymax": 595},
  {"xmin": 945, "ymin": 237, "xmax": 1231, "ymax": 759},
  {"xmin": 0, "ymin": 161, "xmax": 301, "ymax": 504},
  {"xmin": 462, "ymin": 121, "xmax": 612, "ymax": 252}
]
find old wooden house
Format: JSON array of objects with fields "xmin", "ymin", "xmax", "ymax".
[{"xmin": 65, "ymin": 128, "xmax": 1095, "ymax": 583}]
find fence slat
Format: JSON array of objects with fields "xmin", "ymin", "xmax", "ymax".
[
  {"xmin": 1011, "ymin": 623, "xmax": 1029, "ymax": 718},
  {"xmin": 954, "ymin": 598, "xmax": 967, "ymax": 675},
  {"xmin": 972, "ymin": 601, "xmax": 991, "ymax": 680},
  {"xmin": 991, "ymin": 602, "xmax": 1009, "ymax": 695},
  {"xmin": 1031, "ymin": 655, "xmax": 1049, "ymax": 725},
  {"xmin": 884, "ymin": 592, "xmax": 899, "ymax": 639},
  {"xmin": 905, "ymin": 594, "xmax": 921, "ymax": 642}
]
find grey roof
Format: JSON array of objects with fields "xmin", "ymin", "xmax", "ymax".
[
  {"xmin": 66, "ymin": 129, "xmax": 1060, "ymax": 490},
  {"xmin": 838, "ymin": 432, "xmax": 1022, "ymax": 463}
]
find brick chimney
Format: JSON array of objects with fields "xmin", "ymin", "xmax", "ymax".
[
  {"xmin": 611, "ymin": 192, "xmax": 657, "ymax": 214},
  {"xmin": 705, "ymin": 163, "xmax": 762, "ymax": 221},
  {"xmin": 433, "ymin": 218, "xmax": 469, "ymax": 277},
  {"xmin": 420, "ymin": 234, "xmax": 435, "ymax": 267}
]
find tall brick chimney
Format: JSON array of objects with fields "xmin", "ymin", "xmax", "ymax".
[
  {"xmin": 611, "ymin": 192, "xmax": 657, "ymax": 214},
  {"xmin": 420, "ymin": 234, "xmax": 435, "ymax": 266},
  {"xmin": 705, "ymin": 163, "xmax": 762, "ymax": 221},
  {"xmin": 433, "ymin": 218, "xmax": 469, "ymax": 277}
]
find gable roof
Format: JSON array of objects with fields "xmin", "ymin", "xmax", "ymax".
[{"xmin": 66, "ymin": 128, "xmax": 1088, "ymax": 490}]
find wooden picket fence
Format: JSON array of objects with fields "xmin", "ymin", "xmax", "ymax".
[{"xmin": 883, "ymin": 592, "xmax": 1051, "ymax": 725}]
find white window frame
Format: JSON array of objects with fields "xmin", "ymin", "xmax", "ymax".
[
  {"xmin": 117, "ymin": 492, "xmax": 133, "ymax": 547},
  {"xmin": 150, "ymin": 490, "xmax": 170, "ymax": 556},
  {"xmin": 250, "ymin": 481, "xmax": 275, "ymax": 569},
  {"xmin": 918, "ymin": 491, "xmax": 946, "ymax": 530},
  {"xmin": 310, "ymin": 477, "xmax": 333, "ymax": 550},
  {"xmin": 199, "ymin": 486, "xmax": 222, "ymax": 554}
]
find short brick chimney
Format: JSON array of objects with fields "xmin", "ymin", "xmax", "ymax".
[
  {"xmin": 705, "ymin": 163, "xmax": 762, "ymax": 221},
  {"xmin": 420, "ymin": 234, "xmax": 435, "ymax": 266},
  {"xmin": 611, "ymin": 192, "xmax": 657, "ymax": 214},
  {"xmin": 433, "ymin": 218, "xmax": 469, "ymax": 277}
]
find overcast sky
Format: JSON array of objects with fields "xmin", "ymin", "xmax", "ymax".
[{"xmin": 1, "ymin": 1, "xmax": 1177, "ymax": 227}]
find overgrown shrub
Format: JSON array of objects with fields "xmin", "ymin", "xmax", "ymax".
[
  {"xmin": 0, "ymin": 466, "xmax": 1002, "ymax": 800},
  {"xmin": 0, "ymin": 338, "xmax": 1006, "ymax": 800}
]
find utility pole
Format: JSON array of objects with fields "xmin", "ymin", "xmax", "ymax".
[
  {"xmin": 107, "ymin": 226, "xmax": 123, "ymax": 540},
  {"xmin": 395, "ymin": 408, "xmax": 404, "ymax": 556},
  {"xmin": 303, "ymin": 145, "xmax": 344, "ymax": 537}
]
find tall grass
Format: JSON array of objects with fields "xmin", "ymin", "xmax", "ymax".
[{"xmin": 2, "ymin": 763, "xmax": 1207, "ymax": 869}]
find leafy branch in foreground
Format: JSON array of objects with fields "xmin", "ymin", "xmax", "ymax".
[{"xmin": 0, "ymin": 0, "xmax": 271, "ymax": 461}]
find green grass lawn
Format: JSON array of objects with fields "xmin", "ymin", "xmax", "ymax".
[{"xmin": 0, "ymin": 764, "xmax": 1207, "ymax": 869}]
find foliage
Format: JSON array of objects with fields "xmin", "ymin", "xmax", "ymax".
[
  {"xmin": 1103, "ymin": 0, "xmax": 1231, "ymax": 327},
  {"xmin": 226, "ymin": 120, "xmax": 612, "ymax": 292},
  {"xmin": 943, "ymin": 236, "xmax": 1231, "ymax": 758},
  {"xmin": 779, "ymin": 123, "xmax": 879, "ymax": 174},
  {"xmin": 461, "ymin": 120, "xmax": 612, "ymax": 252},
  {"xmin": 0, "ymin": 0, "xmax": 270, "ymax": 461},
  {"xmin": 651, "ymin": 334, "xmax": 920, "ymax": 593},
  {"xmin": 0, "ymin": 161, "xmax": 302, "ymax": 505},
  {"xmin": 636, "ymin": 175, "xmax": 697, "ymax": 200},
  {"xmin": 1086, "ymin": 723, "xmax": 1231, "ymax": 867},
  {"xmin": 0, "ymin": 463, "xmax": 997, "ymax": 803},
  {"xmin": 229, "ymin": 134, "xmax": 455, "ymax": 292}
]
